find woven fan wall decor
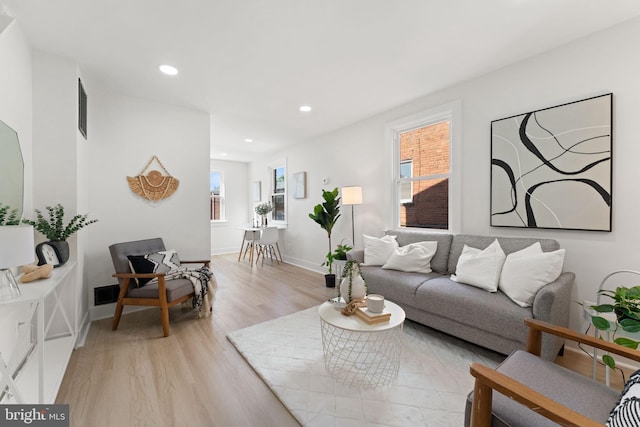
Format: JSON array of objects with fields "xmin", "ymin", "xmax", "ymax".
[{"xmin": 127, "ymin": 156, "xmax": 179, "ymax": 201}]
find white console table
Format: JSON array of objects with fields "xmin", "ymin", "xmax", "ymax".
[{"xmin": 0, "ymin": 262, "xmax": 77, "ymax": 404}]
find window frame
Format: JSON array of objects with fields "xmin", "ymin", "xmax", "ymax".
[
  {"xmin": 386, "ymin": 100, "xmax": 461, "ymax": 233},
  {"xmin": 267, "ymin": 159, "xmax": 287, "ymax": 225},
  {"xmin": 210, "ymin": 170, "xmax": 225, "ymax": 222}
]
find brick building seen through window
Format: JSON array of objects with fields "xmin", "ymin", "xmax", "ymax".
[{"xmin": 399, "ymin": 121, "xmax": 450, "ymax": 229}]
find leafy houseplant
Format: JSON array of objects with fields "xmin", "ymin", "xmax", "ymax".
[
  {"xmin": 22, "ymin": 204, "xmax": 98, "ymax": 266},
  {"xmin": 309, "ymin": 188, "xmax": 341, "ymax": 287},
  {"xmin": 255, "ymin": 202, "xmax": 273, "ymax": 226},
  {"xmin": 0, "ymin": 203, "xmax": 20, "ymax": 225},
  {"xmin": 588, "ymin": 285, "xmax": 640, "ymax": 369},
  {"xmin": 333, "ymin": 243, "xmax": 353, "ymax": 261}
]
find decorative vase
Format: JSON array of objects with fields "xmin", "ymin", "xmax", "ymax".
[
  {"xmin": 50, "ymin": 241, "xmax": 70, "ymax": 266},
  {"xmin": 262, "ymin": 215, "xmax": 268, "ymax": 227},
  {"xmin": 340, "ymin": 273, "xmax": 366, "ymax": 303}
]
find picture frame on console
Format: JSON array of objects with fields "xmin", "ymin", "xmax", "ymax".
[{"xmin": 490, "ymin": 93, "xmax": 612, "ymax": 232}]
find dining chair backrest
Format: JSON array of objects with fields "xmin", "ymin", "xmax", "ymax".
[{"xmin": 259, "ymin": 227, "xmax": 279, "ymax": 245}]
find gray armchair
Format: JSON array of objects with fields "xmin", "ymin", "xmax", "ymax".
[
  {"xmin": 465, "ymin": 318, "xmax": 640, "ymax": 426},
  {"xmin": 109, "ymin": 238, "xmax": 210, "ymax": 337}
]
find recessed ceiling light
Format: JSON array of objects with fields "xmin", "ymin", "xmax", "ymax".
[
  {"xmin": 244, "ymin": 138, "xmax": 253, "ymax": 143},
  {"xmin": 299, "ymin": 105, "xmax": 312, "ymax": 112},
  {"xmin": 220, "ymin": 153, "xmax": 228, "ymax": 156},
  {"xmin": 159, "ymin": 64, "xmax": 178, "ymax": 76}
]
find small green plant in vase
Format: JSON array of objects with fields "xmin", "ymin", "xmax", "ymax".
[
  {"xmin": 22, "ymin": 204, "xmax": 98, "ymax": 266},
  {"xmin": 588, "ymin": 285, "xmax": 640, "ymax": 369}
]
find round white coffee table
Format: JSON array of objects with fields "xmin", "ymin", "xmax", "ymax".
[{"xmin": 318, "ymin": 299, "xmax": 405, "ymax": 388}]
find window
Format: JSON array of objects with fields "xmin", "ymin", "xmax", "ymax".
[
  {"xmin": 388, "ymin": 101, "xmax": 460, "ymax": 232},
  {"xmin": 271, "ymin": 165, "xmax": 286, "ymax": 222},
  {"xmin": 210, "ymin": 171, "xmax": 224, "ymax": 221},
  {"xmin": 399, "ymin": 160, "xmax": 413, "ymax": 203}
]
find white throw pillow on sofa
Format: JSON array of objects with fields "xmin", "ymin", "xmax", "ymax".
[
  {"xmin": 499, "ymin": 242, "xmax": 565, "ymax": 307},
  {"xmin": 363, "ymin": 234, "xmax": 399, "ymax": 266},
  {"xmin": 451, "ymin": 239, "xmax": 506, "ymax": 292},
  {"xmin": 382, "ymin": 241, "xmax": 438, "ymax": 273}
]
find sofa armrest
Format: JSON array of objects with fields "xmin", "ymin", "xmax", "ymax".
[
  {"xmin": 532, "ymin": 272, "xmax": 575, "ymax": 324},
  {"xmin": 531, "ymin": 272, "xmax": 575, "ymax": 360},
  {"xmin": 347, "ymin": 250, "xmax": 365, "ymax": 264}
]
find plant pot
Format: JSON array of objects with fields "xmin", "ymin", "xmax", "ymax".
[
  {"xmin": 324, "ymin": 274, "xmax": 336, "ymax": 288},
  {"xmin": 49, "ymin": 241, "xmax": 70, "ymax": 267}
]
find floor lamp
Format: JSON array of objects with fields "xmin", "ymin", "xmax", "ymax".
[{"xmin": 341, "ymin": 186, "xmax": 363, "ymax": 247}]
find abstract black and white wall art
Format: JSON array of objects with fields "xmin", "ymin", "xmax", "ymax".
[{"xmin": 490, "ymin": 93, "xmax": 612, "ymax": 231}]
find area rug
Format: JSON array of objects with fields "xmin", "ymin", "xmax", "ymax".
[{"xmin": 227, "ymin": 306, "xmax": 504, "ymax": 427}]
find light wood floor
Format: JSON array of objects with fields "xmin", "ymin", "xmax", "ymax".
[{"xmin": 57, "ymin": 253, "xmax": 629, "ymax": 426}]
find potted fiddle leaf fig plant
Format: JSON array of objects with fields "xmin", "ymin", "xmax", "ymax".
[
  {"xmin": 309, "ymin": 188, "xmax": 341, "ymax": 287},
  {"xmin": 588, "ymin": 285, "xmax": 640, "ymax": 369},
  {"xmin": 22, "ymin": 204, "xmax": 98, "ymax": 266}
]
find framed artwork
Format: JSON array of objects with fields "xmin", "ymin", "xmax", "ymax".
[
  {"xmin": 252, "ymin": 181, "xmax": 261, "ymax": 202},
  {"xmin": 490, "ymin": 93, "xmax": 612, "ymax": 232},
  {"xmin": 292, "ymin": 171, "xmax": 306, "ymax": 199}
]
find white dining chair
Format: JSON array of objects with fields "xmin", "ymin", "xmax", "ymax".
[{"xmin": 255, "ymin": 227, "xmax": 282, "ymax": 267}]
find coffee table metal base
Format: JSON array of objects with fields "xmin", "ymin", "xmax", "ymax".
[{"xmin": 319, "ymin": 317, "xmax": 403, "ymax": 389}]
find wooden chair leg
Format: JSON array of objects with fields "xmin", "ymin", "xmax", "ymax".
[
  {"xmin": 275, "ymin": 242, "xmax": 283, "ymax": 263},
  {"xmin": 112, "ymin": 301, "xmax": 124, "ymax": 331},
  {"xmin": 471, "ymin": 379, "xmax": 493, "ymax": 427},
  {"xmin": 237, "ymin": 238, "xmax": 246, "ymax": 262},
  {"xmin": 158, "ymin": 277, "xmax": 170, "ymax": 337},
  {"xmin": 112, "ymin": 278, "xmax": 130, "ymax": 331}
]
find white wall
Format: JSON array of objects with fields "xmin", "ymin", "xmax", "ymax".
[
  {"xmin": 253, "ymin": 16, "xmax": 640, "ymax": 332},
  {"xmin": 31, "ymin": 50, "xmax": 89, "ymax": 336},
  {"xmin": 210, "ymin": 159, "xmax": 249, "ymax": 255},
  {"xmin": 86, "ymin": 89, "xmax": 211, "ymax": 319},
  {"xmin": 0, "ymin": 18, "xmax": 33, "ymax": 369}
]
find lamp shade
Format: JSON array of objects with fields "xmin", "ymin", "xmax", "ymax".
[
  {"xmin": 0, "ymin": 225, "xmax": 35, "ymax": 269},
  {"xmin": 341, "ymin": 186, "xmax": 363, "ymax": 205}
]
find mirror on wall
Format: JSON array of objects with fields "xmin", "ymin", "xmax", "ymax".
[{"xmin": 0, "ymin": 119, "xmax": 24, "ymax": 221}]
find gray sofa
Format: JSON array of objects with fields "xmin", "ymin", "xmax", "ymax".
[{"xmin": 348, "ymin": 229, "xmax": 575, "ymax": 360}]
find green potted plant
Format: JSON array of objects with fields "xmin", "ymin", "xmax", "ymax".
[
  {"xmin": 255, "ymin": 202, "xmax": 273, "ymax": 227},
  {"xmin": 332, "ymin": 241, "xmax": 353, "ymax": 279},
  {"xmin": 309, "ymin": 188, "xmax": 341, "ymax": 287},
  {"xmin": 588, "ymin": 285, "xmax": 640, "ymax": 369},
  {"xmin": 0, "ymin": 203, "xmax": 20, "ymax": 225},
  {"xmin": 22, "ymin": 204, "xmax": 98, "ymax": 266}
]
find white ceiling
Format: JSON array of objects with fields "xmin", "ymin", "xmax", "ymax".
[{"xmin": 4, "ymin": 0, "xmax": 640, "ymax": 162}]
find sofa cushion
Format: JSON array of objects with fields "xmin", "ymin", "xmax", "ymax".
[
  {"xmin": 451, "ymin": 239, "xmax": 506, "ymax": 292},
  {"xmin": 127, "ymin": 248, "xmax": 182, "ymax": 287},
  {"xmin": 499, "ymin": 243, "xmax": 565, "ymax": 307},
  {"xmin": 382, "ymin": 241, "xmax": 438, "ymax": 273},
  {"xmin": 414, "ymin": 276, "xmax": 531, "ymax": 342},
  {"xmin": 465, "ymin": 350, "xmax": 619, "ymax": 427},
  {"xmin": 360, "ymin": 265, "xmax": 438, "ymax": 303},
  {"xmin": 385, "ymin": 229, "xmax": 452, "ymax": 274},
  {"xmin": 363, "ymin": 234, "xmax": 399, "ymax": 266},
  {"xmin": 127, "ymin": 277, "xmax": 194, "ymax": 301},
  {"xmin": 448, "ymin": 235, "xmax": 560, "ymax": 274}
]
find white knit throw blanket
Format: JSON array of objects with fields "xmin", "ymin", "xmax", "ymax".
[{"xmin": 149, "ymin": 266, "xmax": 216, "ymax": 317}]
